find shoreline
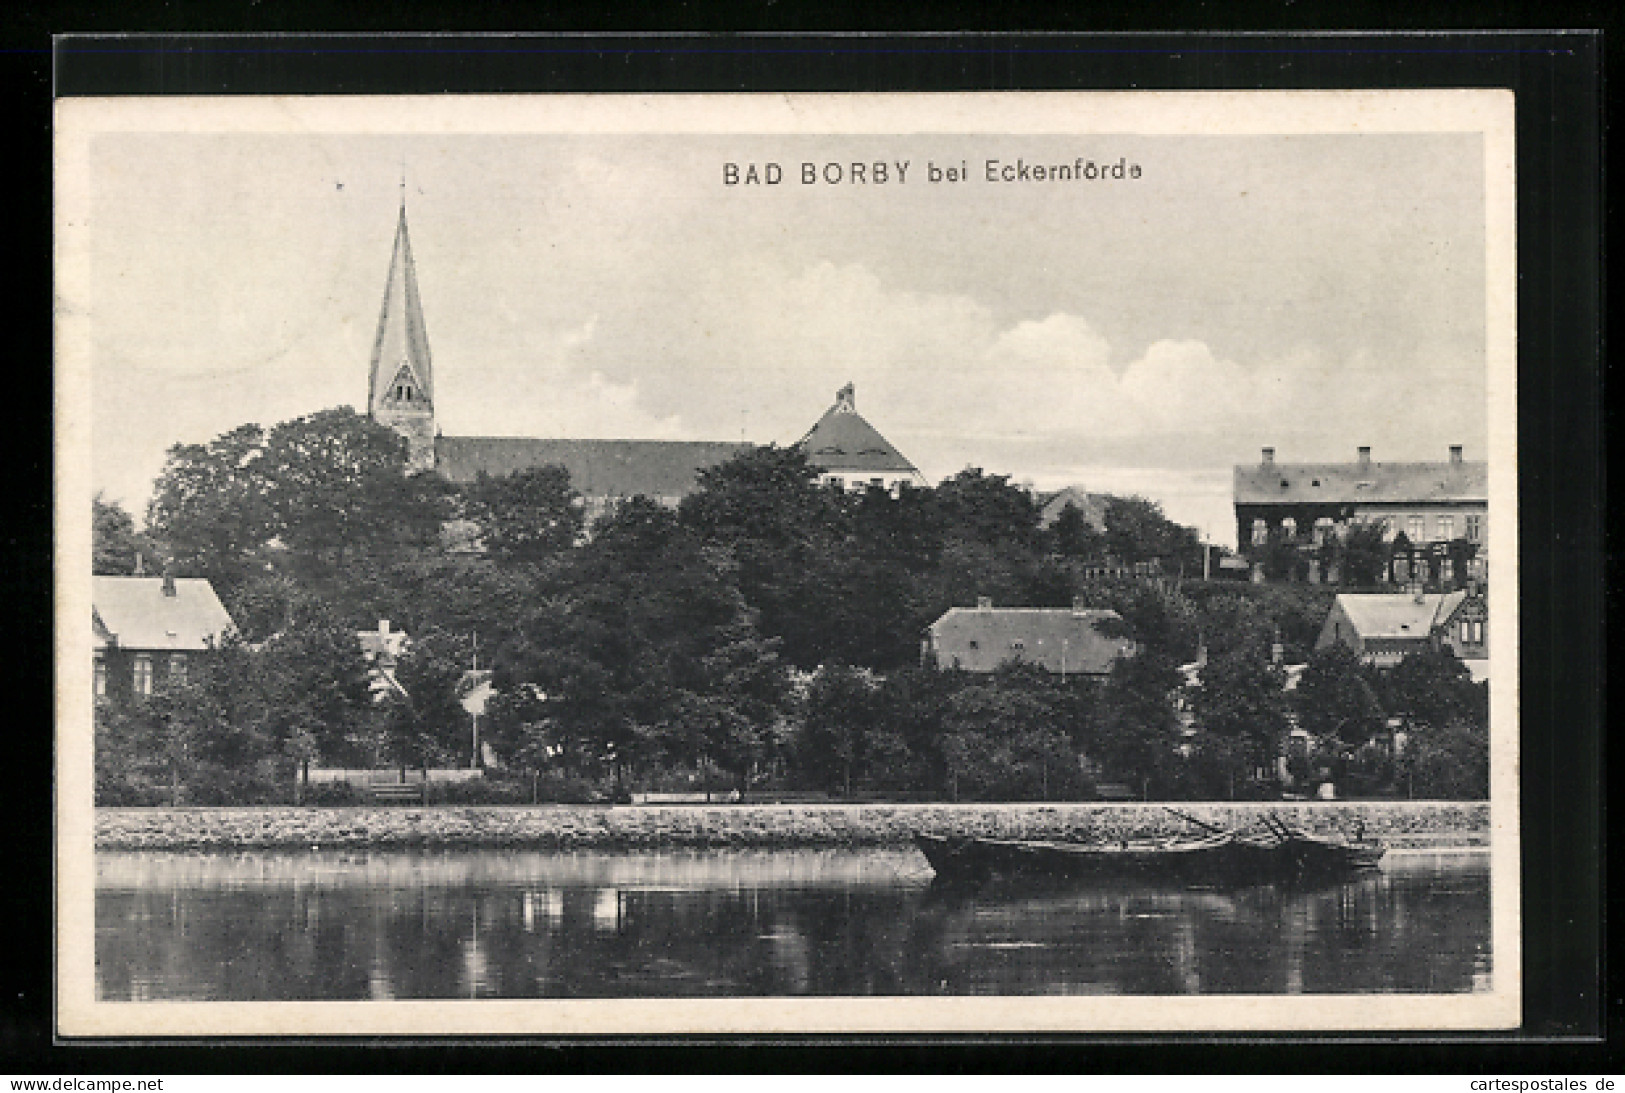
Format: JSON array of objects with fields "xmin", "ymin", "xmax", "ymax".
[{"xmin": 95, "ymin": 800, "xmax": 1489, "ymax": 852}]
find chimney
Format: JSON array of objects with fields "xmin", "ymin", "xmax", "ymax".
[
  {"xmin": 976, "ymin": 596, "xmax": 993, "ymax": 611},
  {"xmin": 1261, "ymin": 447, "xmax": 1275, "ymax": 466},
  {"xmin": 1072, "ymin": 596, "xmax": 1088, "ymax": 616},
  {"xmin": 1357, "ymin": 446, "xmax": 1372, "ymax": 468},
  {"xmin": 1270, "ymin": 627, "xmax": 1283, "ymax": 665},
  {"xmin": 379, "ymin": 619, "xmax": 391, "ymax": 636},
  {"xmin": 133, "ymin": 552, "xmax": 145, "ymax": 577},
  {"xmin": 161, "ymin": 567, "xmax": 176, "ymax": 598},
  {"xmin": 1449, "ymin": 445, "xmax": 1463, "ymax": 465}
]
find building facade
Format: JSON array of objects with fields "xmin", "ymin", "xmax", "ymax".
[{"xmin": 1234, "ymin": 444, "xmax": 1488, "ymax": 587}]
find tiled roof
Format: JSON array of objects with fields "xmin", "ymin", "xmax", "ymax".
[
  {"xmin": 92, "ymin": 577, "xmax": 236, "ymax": 652},
  {"xmin": 1234, "ymin": 459, "xmax": 1486, "ymax": 505},
  {"xmin": 435, "ymin": 437, "xmax": 751, "ymax": 498},
  {"xmin": 795, "ymin": 392, "xmax": 917, "ymax": 475},
  {"xmin": 929, "ymin": 606, "xmax": 1133, "ymax": 675},
  {"xmin": 1334, "ymin": 591, "xmax": 1467, "ymax": 640},
  {"xmin": 367, "ymin": 204, "xmax": 434, "ymax": 413}
]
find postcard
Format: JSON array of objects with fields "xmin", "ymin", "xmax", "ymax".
[{"xmin": 57, "ymin": 91, "xmax": 1519, "ymax": 1035}]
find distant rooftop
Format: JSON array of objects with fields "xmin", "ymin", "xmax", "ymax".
[
  {"xmin": 92, "ymin": 576, "xmax": 235, "ymax": 652},
  {"xmin": 1235, "ymin": 446, "xmax": 1486, "ymax": 505},
  {"xmin": 796, "ymin": 383, "xmax": 918, "ymax": 475}
]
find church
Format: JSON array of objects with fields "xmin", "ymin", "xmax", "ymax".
[{"xmin": 366, "ymin": 201, "xmax": 922, "ymax": 512}]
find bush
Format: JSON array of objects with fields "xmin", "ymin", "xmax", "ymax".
[
  {"xmin": 300, "ymin": 780, "xmax": 371, "ymax": 807},
  {"xmin": 427, "ymin": 776, "xmax": 536, "ymax": 806}
]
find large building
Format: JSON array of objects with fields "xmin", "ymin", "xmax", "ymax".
[
  {"xmin": 1234, "ymin": 444, "xmax": 1488, "ymax": 586},
  {"xmin": 367, "ymin": 203, "xmax": 917, "ymax": 512}
]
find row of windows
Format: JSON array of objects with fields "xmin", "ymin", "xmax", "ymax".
[
  {"xmin": 1458, "ymin": 619, "xmax": 1486, "ymax": 646},
  {"xmin": 1250, "ymin": 513, "xmax": 1483, "ymax": 545},
  {"xmin": 93, "ymin": 653, "xmax": 187, "ymax": 698}
]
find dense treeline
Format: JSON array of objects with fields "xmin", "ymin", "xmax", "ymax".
[{"xmin": 93, "ymin": 407, "xmax": 1488, "ymax": 805}]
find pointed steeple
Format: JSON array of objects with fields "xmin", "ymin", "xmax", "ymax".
[{"xmin": 367, "ymin": 199, "xmax": 436, "ymax": 472}]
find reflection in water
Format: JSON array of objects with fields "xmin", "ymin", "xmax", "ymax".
[{"xmin": 95, "ymin": 848, "xmax": 1490, "ymax": 1001}]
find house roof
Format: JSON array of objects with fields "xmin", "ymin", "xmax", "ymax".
[
  {"xmin": 929, "ymin": 606, "xmax": 1132, "ymax": 674},
  {"xmin": 1036, "ymin": 486, "xmax": 1108, "ymax": 531},
  {"xmin": 795, "ymin": 385, "xmax": 917, "ymax": 475},
  {"xmin": 1333, "ymin": 591, "xmax": 1468, "ymax": 640},
  {"xmin": 435, "ymin": 436, "xmax": 750, "ymax": 498},
  {"xmin": 92, "ymin": 577, "xmax": 236, "ymax": 652},
  {"xmin": 1234, "ymin": 458, "xmax": 1487, "ymax": 506}
]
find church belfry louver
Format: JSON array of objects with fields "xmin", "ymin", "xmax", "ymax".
[{"xmin": 367, "ymin": 196, "xmax": 436, "ymax": 472}]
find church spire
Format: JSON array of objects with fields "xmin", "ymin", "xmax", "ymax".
[{"xmin": 367, "ymin": 200, "xmax": 436, "ymax": 472}]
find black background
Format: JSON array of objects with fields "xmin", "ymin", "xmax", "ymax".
[{"xmin": 5, "ymin": 16, "xmax": 1609, "ymax": 1075}]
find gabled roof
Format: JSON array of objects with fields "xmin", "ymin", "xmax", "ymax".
[
  {"xmin": 92, "ymin": 577, "xmax": 236, "ymax": 652},
  {"xmin": 929, "ymin": 606, "xmax": 1133, "ymax": 675},
  {"xmin": 435, "ymin": 436, "xmax": 751, "ymax": 498},
  {"xmin": 1036, "ymin": 486, "xmax": 1108, "ymax": 531},
  {"xmin": 1234, "ymin": 458, "xmax": 1486, "ymax": 505},
  {"xmin": 795, "ymin": 384, "xmax": 917, "ymax": 475},
  {"xmin": 367, "ymin": 203, "xmax": 434, "ymax": 414},
  {"xmin": 1333, "ymin": 591, "xmax": 1467, "ymax": 640}
]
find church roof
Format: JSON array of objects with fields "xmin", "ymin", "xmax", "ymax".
[
  {"xmin": 435, "ymin": 436, "xmax": 751, "ymax": 499},
  {"xmin": 92, "ymin": 577, "xmax": 236, "ymax": 652},
  {"xmin": 1234, "ymin": 455, "xmax": 1486, "ymax": 506},
  {"xmin": 795, "ymin": 384, "xmax": 918, "ymax": 474},
  {"xmin": 367, "ymin": 203, "xmax": 434, "ymax": 413}
]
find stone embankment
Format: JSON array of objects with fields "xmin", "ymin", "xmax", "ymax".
[{"xmin": 96, "ymin": 801, "xmax": 1489, "ymax": 852}]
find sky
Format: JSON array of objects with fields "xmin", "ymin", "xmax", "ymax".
[{"xmin": 85, "ymin": 128, "xmax": 1489, "ymax": 547}]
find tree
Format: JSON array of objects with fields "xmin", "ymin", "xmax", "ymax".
[
  {"xmin": 1048, "ymin": 502, "xmax": 1108, "ymax": 560},
  {"xmin": 462, "ymin": 465, "xmax": 583, "ymax": 562},
  {"xmin": 1293, "ymin": 642, "xmax": 1385, "ymax": 749},
  {"xmin": 1339, "ymin": 522, "xmax": 1390, "ymax": 587},
  {"xmin": 146, "ymin": 423, "xmax": 273, "ymax": 588},
  {"xmin": 1101, "ymin": 495, "xmax": 1203, "ymax": 573},
  {"xmin": 794, "ymin": 664, "xmax": 887, "ymax": 796},
  {"xmin": 259, "ymin": 407, "xmax": 447, "ymax": 572},
  {"xmin": 933, "ymin": 468, "xmax": 1043, "ymax": 553},
  {"xmin": 93, "ymin": 494, "xmax": 159, "ymax": 576},
  {"xmin": 1400, "ymin": 719, "xmax": 1489, "ymax": 799},
  {"xmin": 1092, "ymin": 651, "xmax": 1185, "ymax": 795},
  {"xmin": 939, "ymin": 666, "xmax": 1086, "ymax": 802},
  {"xmin": 380, "ymin": 626, "xmax": 478, "ymax": 777},
  {"xmin": 1379, "ymin": 647, "xmax": 1487, "ymax": 733},
  {"xmin": 1191, "ymin": 649, "xmax": 1290, "ymax": 797}
]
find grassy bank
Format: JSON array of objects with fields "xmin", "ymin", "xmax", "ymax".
[{"xmin": 96, "ymin": 800, "xmax": 1488, "ymax": 851}]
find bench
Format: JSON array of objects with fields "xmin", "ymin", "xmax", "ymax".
[{"xmin": 370, "ymin": 781, "xmax": 425, "ymax": 805}]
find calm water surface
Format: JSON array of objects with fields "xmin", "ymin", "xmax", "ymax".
[{"xmin": 96, "ymin": 847, "xmax": 1490, "ymax": 999}]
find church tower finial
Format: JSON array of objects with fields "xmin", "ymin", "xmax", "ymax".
[{"xmin": 367, "ymin": 198, "xmax": 435, "ymax": 473}]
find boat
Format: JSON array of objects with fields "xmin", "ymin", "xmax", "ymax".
[{"xmin": 914, "ymin": 812, "xmax": 1382, "ymax": 886}]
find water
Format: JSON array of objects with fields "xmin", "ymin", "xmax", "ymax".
[{"xmin": 96, "ymin": 847, "xmax": 1491, "ymax": 1000}]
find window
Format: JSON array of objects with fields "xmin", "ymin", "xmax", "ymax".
[
  {"xmin": 967, "ymin": 640, "xmax": 979, "ymax": 651},
  {"xmin": 1438, "ymin": 516, "xmax": 1454, "ymax": 541},
  {"xmin": 1472, "ymin": 620, "xmax": 1485, "ymax": 644},
  {"xmin": 1440, "ymin": 558, "xmax": 1453, "ymax": 583},
  {"xmin": 1315, "ymin": 517, "xmax": 1335, "ymax": 545},
  {"xmin": 1466, "ymin": 515, "xmax": 1482, "ymax": 542},
  {"xmin": 169, "ymin": 653, "xmax": 188, "ymax": 686},
  {"xmin": 1407, "ymin": 515, "xmax": 1425, "ymax": 541},
  {"xmin": 1010, "ymin": 640, "xmax": 1025, "ymax": 653},
  {"xmin": 1251, "ymin": 518, "xmax": 1267, "ymax": 546},
  {"xmin": 1281, "ymin": 517, "xmax": 1297, "ymax": 539},
  {"xmin": 93, "ymin": 655, "xmax": 106, "ymax": 698},
  {"xmin": 133, "ymin": 655, "xmax": 153, "ymax": 696},
  {"xmin": 870, "ymin": 478, "xmax": 884, "ymax": 488}
]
